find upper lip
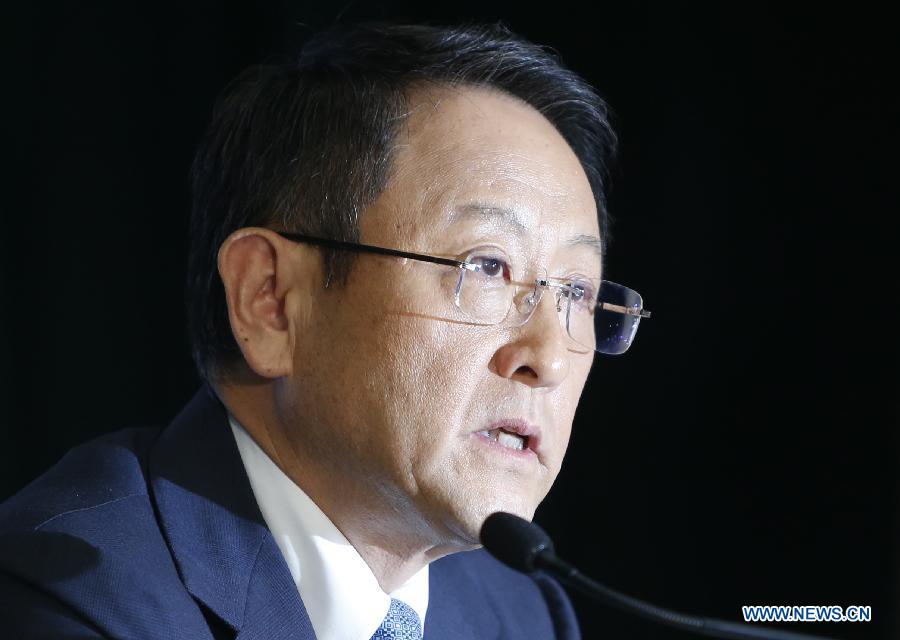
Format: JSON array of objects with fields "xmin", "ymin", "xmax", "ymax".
[{"xmin": 481, "ymin": 418, "xmax": 543, "ymax": 457}]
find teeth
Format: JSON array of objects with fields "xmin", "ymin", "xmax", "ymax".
[
  {"xmin": 478, "ymin": 428, "xmax": 526, "ymax": 451},
  {"xmin": 497, "ymin": 430, "xmax": 525, "ymax": 451}
]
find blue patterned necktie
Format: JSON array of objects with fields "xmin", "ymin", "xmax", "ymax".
[{"xmin": 370, "ymin": 598, "xmax": 423, "ymax": 640}]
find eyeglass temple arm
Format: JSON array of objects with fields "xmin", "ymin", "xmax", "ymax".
[
  {"xmin": 600, "ymin": 302, "xmax": 652, "ymax": 319},
  {"xmin": 274, "ymin": 231, "xmax": 479, "ymax": 271},
  {"xmin": 277, "ymin": 231, "xmax": 651, "ymax": 318}
]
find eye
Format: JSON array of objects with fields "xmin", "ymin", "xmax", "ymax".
[
  {"xmin": 567, "ymin": 278, "xmax": 598, "ymax": 309},
  {"xmin": 470, "ymin": 255, "xmax": 511, "ymax": 280}
]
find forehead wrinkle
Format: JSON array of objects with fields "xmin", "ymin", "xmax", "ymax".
[
  {"xmin": 397, "ymin": 156, "xmax": 574, "ymax": 232},
  {"xmin": 415, "ymin": 148, "xmax": 566, "ymax": 196},
  {"xmin": 448, "ymin": 203, "xmax": 530, "ymax": 234},
  {"xmin": 386, "ymin": 152, "xmax": 597, "ymax": 247},
  {"xmin": 388, "ymin": 153, "xmax": 557, "ymax": 232}
]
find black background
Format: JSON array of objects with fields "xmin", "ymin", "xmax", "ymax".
[{"xmin": 3, "ymin": 3, "xmax": 897, "ymax": 639}]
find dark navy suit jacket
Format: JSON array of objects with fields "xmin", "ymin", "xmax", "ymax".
[{"xmin": 0, "ymin": 385, "xmax": 580, "ymax": 639}]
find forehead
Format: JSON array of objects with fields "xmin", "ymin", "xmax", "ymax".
[{"xmin": 363, "ymin": 84, "xmax": 600, "ymax": 251}]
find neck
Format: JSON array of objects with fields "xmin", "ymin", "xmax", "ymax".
[{"xmin": 213, "ymin": 378, "xmax": 471, "ymax": 593}]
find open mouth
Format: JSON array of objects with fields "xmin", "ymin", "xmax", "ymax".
[{"xmin": 477, "ymin": 427, "xmax": 528, "ymax": 451}]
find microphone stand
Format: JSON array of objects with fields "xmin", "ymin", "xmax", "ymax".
[
  {"xmin": 537, "ymin": 552, "xmax": 839, "ymax": 640},
  {"xmin": 480, "ymin": 512, "xmax": 840, "ymax": 640}
]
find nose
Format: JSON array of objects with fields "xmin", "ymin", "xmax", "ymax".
[{"xmin": 490, "ymin": 288, "xmax": 570, "ymax": 390}]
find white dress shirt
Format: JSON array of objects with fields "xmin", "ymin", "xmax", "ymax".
[{"xmin": 229, "ymin": 414, "xmax": 429, "ymax": 640}]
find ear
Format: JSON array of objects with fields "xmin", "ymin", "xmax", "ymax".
[{"xmin": 217, "ymin": 227, "xmax": 316, "ymax": 379}]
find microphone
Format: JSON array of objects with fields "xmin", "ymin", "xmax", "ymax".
[{"xmin": 480, "ymin": 512, "xmax": 840, "ymax": 640}]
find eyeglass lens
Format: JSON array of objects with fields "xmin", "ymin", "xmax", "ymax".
[{"xmin": 452, "ymin": 252, "xmax": 645, "ymax": 355}]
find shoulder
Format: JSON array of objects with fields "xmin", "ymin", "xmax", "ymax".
[
  {"xmin": 0, "ymin": 426, "xmax": 159, "ymax": 533},
  {"xmin": 0, "ymin": 427, "xmax": 205, "ymax": 638},
  {"xmin": 430, "ymin": 548, "xmax": 580, "ymax": 640}
]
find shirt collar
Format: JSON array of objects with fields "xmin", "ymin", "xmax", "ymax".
[{"xmin": 228, "ymin": 414, "xmax": 429, "ymax": 640}]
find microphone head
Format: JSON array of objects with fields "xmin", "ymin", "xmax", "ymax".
[{"xmin": 480, "ymin": 511, "xmax": 555, "ymax": 573}]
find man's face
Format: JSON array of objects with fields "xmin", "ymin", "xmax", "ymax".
[{"xmin": 286, "ymin": 85, "xmax": 600, "ymax": 547}]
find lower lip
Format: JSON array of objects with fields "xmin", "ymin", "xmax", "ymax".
[{"xmin": 472, "ymin": 432, "xmax": 539, "ymax": 462}]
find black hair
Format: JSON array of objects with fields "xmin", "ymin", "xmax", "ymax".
[{"xmin": 187, "ymin": 21, "xmax": 617, "ymax": 383}]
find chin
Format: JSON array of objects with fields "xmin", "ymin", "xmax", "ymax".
[{"xmin": 445, "ymin": 492, "xmax": 539, "ymax": 546}]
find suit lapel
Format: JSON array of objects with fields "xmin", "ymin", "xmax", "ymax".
[{"xmin": 149, "ymin": 385, "xmax": 316, "ymax": 639}]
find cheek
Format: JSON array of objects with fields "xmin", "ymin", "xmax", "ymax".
[
  {"xmin": 387, "ymin": 325, "xmax": 483, "ymax": 430},
  {"xmin": 357, "ymin": 314, "xmax": 479, "ymax": 459},
  {"xmin": 391, "ymin": 333, "xmax": 508, "ymax": 494}
]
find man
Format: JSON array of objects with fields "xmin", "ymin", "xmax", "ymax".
[{"xmin": 0, "ymin": 22, "xmax": 649, "ymax": 639}]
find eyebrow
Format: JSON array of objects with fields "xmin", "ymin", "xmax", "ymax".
[
  {"xmin": 565, "ymin": 233, "xmax": 604, "ymax": 258},
  {"xmin": 449, "ymin": 203, "xmax": 604, "ymax": 258}
]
